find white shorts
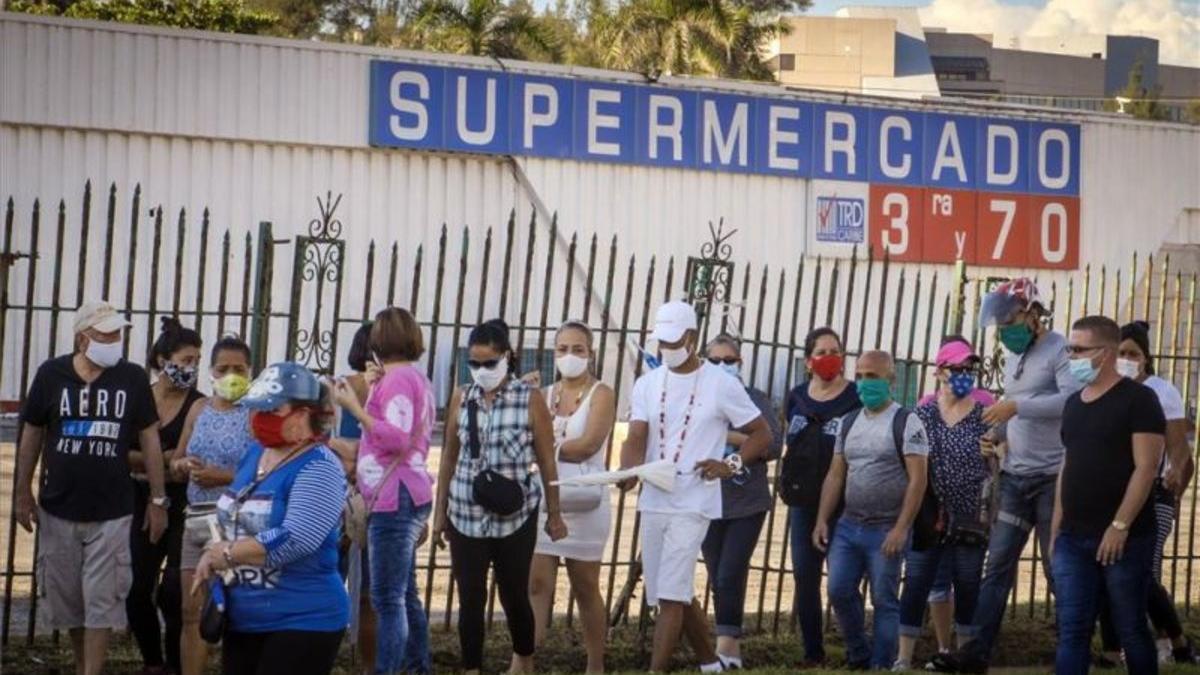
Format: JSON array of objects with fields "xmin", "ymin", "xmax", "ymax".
[{"xmin": 640, "ymin": 511, "xmax": 710, "ymax": 607}]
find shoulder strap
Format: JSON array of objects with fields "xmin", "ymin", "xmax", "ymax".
[
  {"xmin": 892, "ymin": 406, "xmax": 910, "ymax": 465},
  {"xmin": 467, "ymin": 398, "xmax": 482, "ymax": 461},
  {"xmin": 838, "ymin": 408, "xmax": 862, "ymax": 447}
]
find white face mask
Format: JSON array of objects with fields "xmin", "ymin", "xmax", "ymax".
[
  {"xmin": 85, "ymin": 338, "xmax": 124, "ymax": 368},
  {"xmin": 471, "ymin": 359, "xmax": 509, "ymax": 391},
  {"xmin": 660, "ymin": 345, "xmax": 690, "ymax": 369},
  {"xmin": 1116, "ymin": 357, "xmax": 1141, "ymax": 379},
  {"xmin": 555, "ymin": 354, "xmax": 589, "ymax": 379}
]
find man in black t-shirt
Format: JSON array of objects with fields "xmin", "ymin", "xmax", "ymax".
[
  {"xmin": 1052, "ymin": 315, "xmax": 1165, "ymax": 675},
  {"xmin": 14, "ymin": 301, "xmax": 167, "ymax": 675}
]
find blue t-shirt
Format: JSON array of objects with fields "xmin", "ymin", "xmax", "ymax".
[{"xmin": 217, "ymin": 443, "xmax": 349, "ymax": 633}]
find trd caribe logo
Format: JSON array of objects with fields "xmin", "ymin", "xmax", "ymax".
[{"xmin": 815, "ymin": 195, "xmax": 865, "ymax": 243}]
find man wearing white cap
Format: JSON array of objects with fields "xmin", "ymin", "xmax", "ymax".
[
  {"xmin": 619, "ymin": 301, "xmax": 773, "ymax": 672},
  {"xmin": 14, "ymin": 300, "xmax": 167, "ymax": 675}
]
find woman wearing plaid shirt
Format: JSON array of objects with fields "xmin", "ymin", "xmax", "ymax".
[{"xmin": 432, "ymin": 319, "xmax": 567, "ymax": 675}]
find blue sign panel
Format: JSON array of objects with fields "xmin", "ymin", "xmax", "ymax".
[
  {"xmin": 366, "ymin": 59, "xmax": 1081, "ymax": 196},
  {"xmin": 868, "ymin": 109, "xmax": 923, "ymax": 185},
  {"xmin": 752, "ymin": 99, "xmax": 813, "ymax": 177},
  {"xmin": 509, "ymin": 75, "xmax": 574, "ymax": 158}
]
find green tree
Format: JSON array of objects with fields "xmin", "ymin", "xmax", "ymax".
[
  {"xmin": 9, "ymin": 0, "xmax": 278, "ymax": 33},
  {"xmin": 406, "ymin": 0, "xmax": 562, "ymax": 60},
  {"xmin": 1104, "ymin": 60, "xmax": 1172, "ymax": 122}
]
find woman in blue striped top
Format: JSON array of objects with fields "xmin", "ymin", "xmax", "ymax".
[{"xmin": 192, "ymin": 362, "xmax": 349, "ymax": 675}]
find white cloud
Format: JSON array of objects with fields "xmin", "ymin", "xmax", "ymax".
[{"xmin": 919, "ymin": 0, "xmax": 1200, "ymax": 67}]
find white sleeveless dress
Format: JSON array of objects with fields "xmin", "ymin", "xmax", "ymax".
[{"xmin": 535, "ymin": 383, "xmax": 612, "ymax": 561}]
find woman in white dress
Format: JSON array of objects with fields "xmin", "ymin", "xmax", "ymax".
[{"xmin": 528, "ymin": 321, "xmax": 616, "ymax": 674}]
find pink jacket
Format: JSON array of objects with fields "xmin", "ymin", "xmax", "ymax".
[{"xmin": 356, "ymin": 365, "xmax": 436, "ymax": 510}]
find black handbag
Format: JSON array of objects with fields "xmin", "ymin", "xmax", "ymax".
[
  {"xmin": 199, "ymin": 577, "xmax": 227, "ymax": 644},
  {"xmin": 467, "ymin": 399, "xmax": 526, "ymax": 516}
]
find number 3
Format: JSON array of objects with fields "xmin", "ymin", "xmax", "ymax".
[{"xmin": 882, "ymin": 193, "xmax": 909, "ymax": 255}]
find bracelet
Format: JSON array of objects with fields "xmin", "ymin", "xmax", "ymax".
[{"xmin": 724, "ymin": 453, "xmax": 745, "ymax": 474}]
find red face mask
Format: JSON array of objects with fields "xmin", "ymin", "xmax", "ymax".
[
  {"xmin": 252, "ymin": 410, "xmax": 295, "ymax": 448},
  {"xmin": 809, "ymin": 354, "xmax": 844, "ymax": 382}
]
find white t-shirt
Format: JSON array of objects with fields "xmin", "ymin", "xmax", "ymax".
[
  {"xmin": 1142, "ymin": 375, "xmax": 1185, "ymax": 477},
  {"xmin": 629, "ymin": 362, "xmax": 762, "ymax": 519}
]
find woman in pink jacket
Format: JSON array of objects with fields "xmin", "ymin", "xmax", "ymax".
[{"xmin": 333, "ymin": 307, "xmax": 436, "ymax": 675}]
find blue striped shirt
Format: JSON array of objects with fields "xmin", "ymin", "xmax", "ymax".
[{"xmin": 217, "ymin": 443, "xmax": 349, "ymax": 632}]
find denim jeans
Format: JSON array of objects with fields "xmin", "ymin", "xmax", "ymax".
[
  {"xmin": 368, "ymin": 486, "xmax": 432, "ymax": 675},
  {"xmin": 1053, "ymin": 531, "xmax": 1157, "ymax": 675},
  {"xmin": 702, "ymin": 511, "xmax": 767, "ymax": 638},
  {"xmin": 789, "ymin": 507, "xmax": 830, "ymax": 661},
  {"xmin": 826, "ymin": 518, "xmax": 904, "ymax": 669},
  {"xmin": 899, "ymin": 542, "xmax": 985, "ymax": 638},
  {"xmin": 961, "ymin": 472, "xmax": 1056, "ymax": 661}
]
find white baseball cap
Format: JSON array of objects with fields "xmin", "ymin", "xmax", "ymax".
[
  {"xmin": 650, "ymin": 301, "xmax": 697, "ymax": 344},
  {"xmin": 73, "ymin": 300, "xmax": 131, "ymax": 335}
]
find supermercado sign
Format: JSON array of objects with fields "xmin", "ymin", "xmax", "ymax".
[{"xmin": 368, "ymin": 59, "xmax": 1082, "ymax": 269}]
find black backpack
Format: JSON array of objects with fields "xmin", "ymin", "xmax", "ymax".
[
  {"xmin": 838, "ymin": 406, "xmax": 942, "ymax": 551},
  {"xmin": 777, "ymin": 392, "xmax": 860, "ymax": 508}
]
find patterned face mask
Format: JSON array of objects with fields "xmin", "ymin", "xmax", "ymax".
[{"xmin": 163, "ymin": 361, "xmax": 198, "ymax": 390}]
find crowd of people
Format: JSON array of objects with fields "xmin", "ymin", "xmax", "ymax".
[{"xmin": 10, "ymin": 275, "xmax": 1199, "ymax": 675}]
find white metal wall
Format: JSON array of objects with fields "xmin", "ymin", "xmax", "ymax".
[{"xmin": 2, "ymin": 13, "xmax": 1200, "ymax": 400}]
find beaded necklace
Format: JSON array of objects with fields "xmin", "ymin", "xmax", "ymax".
[{"xmin": 658, "ymin": 367, "xmax": 700, "ymax": 464}]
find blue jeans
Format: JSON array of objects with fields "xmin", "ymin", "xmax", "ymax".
[
  {"xmin": 899, "ymin": 542, "xmax": 985, "ymax": 638},
  {"xmin": 702, "ymin": 511, "xmax": 767, "ymax": 638},
  {"xmin": 368, "ymin": 486, "xmax": 432, "ymax": 675},
  {"xmin": 961, "ymin": 472, "xmax": 1056, "ymax": 661},
  {"xmin": 789, "ymin": 507, "xmax": 830, "ymax": 661},
  {"xmin": 1053, "ymin": 531, "xmax": 1157, "ymax": 675},
  {"xmin": 826, "ymin": 518, "xmax": 904, "ymax": 669}
]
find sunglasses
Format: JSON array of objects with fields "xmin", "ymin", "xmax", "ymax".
[
  {"xmin": 467, "ymin": 358, "xmax": 502, "ymax": 370},
  {"xmin": 944, "ymin": 366, "xmax": 978, "ymax": 375},
  {"xmin": 707, "ymin": 357, "xmax": 741, "ymax": 366}
]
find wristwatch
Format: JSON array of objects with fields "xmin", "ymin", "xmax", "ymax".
[
  {"xmin": 150, "ymin": 495, "xmax": 171, "ymax": 509},
  {"xmin": 1111, "ymin": 519, "xmax": 1129, "ymax": 532}
]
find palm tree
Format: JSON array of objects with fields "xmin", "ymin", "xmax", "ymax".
[
  {"xmin": 408, "ymin": 0, "xmax": 562, "ymax": 60},
  {"xmin": 606, "ymin": 0, "xmax": 735, "ymax": 78}
]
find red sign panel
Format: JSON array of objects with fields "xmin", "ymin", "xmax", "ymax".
[
  {"xmin": 1028, "ymin": 196, "xmax": 1080, "ymax": 270},
  {"xmin": 869, "ymin": 185, "xmax": 924, "ymax": 262},
  {"xmin": 922, "ymin": 189, "xmax": 977, "ymax": 264},
  {"xmin": 976, "ymin": 193, "xmax": 1031, "ymax": 268}
]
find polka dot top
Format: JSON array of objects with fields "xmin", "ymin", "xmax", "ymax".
[{"xmin": 915, "ymin": 400, "xmax": 990, "ymax": 523}]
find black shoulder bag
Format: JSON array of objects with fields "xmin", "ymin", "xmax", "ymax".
[{"xmin": 468, "ymin": 399, "xmax": 526, "ymax": 516}]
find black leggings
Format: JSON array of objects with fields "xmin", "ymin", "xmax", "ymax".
[
  {"xmin": 127, "ymin": 480, "xmax": 187, "ymax": 670},
  {"xmin": 222, "ymin": 629, "xmax": 345, "ymax": 675},
  {"xmin": 448, "ymin": 514, "xmax": 538, "ymax": 670}
]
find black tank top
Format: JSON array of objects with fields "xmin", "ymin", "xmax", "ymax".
[{"xmin": 160, "ymin": 388, "xmax": 205, "ymax": 452}]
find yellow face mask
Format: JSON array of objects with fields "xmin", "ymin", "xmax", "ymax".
[{"xmin": 212, "ymin": 373, "xmax": 251, "ymax": 402}]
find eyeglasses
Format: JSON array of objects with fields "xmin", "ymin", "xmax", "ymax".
[
  {"xmin": 707, "ymin": 357, "xmax": 741, "ymax": 366},
  {"xmin": 1066, "ymin": 345, "xmax": 1106, "ymax": 356},
  {"xmin": 467, "ymin": 358, "xmax": 501, "ymax": 370},
  {"xmin": 944, "ymin": 366, "xmax": 978, "ymax": 375}
]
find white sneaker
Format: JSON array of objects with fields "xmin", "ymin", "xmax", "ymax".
[
  {"xmin": 892, "ymin": 659, "xmax": 912, "ymax": 672},
  {"xmin": 699, "ymin": 660, "xmax": 725, "ymax": 673}
]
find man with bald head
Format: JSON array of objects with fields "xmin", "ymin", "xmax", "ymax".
[{"xmin": 813, "ymin": 350, "xmax": 930, "ymax": 670}]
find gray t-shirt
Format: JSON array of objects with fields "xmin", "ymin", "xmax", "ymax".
[
  {"xmin": 718, "ymin": 387, "xmax": 784, "ymax": 520},
  {"xmin": 999, "ymin": 330, "xmax": 1081, "ymax": 477},
  {"xmin": 835, "ymin": 402, "xmax": 930, "ymax": 526}
]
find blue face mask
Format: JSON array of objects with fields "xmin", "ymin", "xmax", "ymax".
[
  {"xmin": 856, "ymin": 378, "xmax": 892, "ymax": 410},
  {"xmin": 1069, "ymin": 357, "xmax": 1100, "ymax": 385},
  {"xmin": 948, "ymin": 371, "xmax": 975, "ymax": 398},
  {"xmin": 718, "ymin": 362, "xmax": 741, "ymax": 380}
]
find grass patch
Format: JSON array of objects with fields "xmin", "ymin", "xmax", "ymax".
[{"xmin": 6, "ymin": 608, "xmax": 1200, "ymax": 673}]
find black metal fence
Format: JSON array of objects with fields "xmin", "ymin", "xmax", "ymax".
[{"xmin": 2, "ymin": 182, "xmax": 1199, "ymax": 646}]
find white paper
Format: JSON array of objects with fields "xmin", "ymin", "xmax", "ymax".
[{"xmin": 552, "ymin": 459, "xmax": 677, "ymax": 492}]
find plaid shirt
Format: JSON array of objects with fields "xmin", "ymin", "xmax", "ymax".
[{"xmin": 448, "ymin": 379, "xmax": 542, "ymax": 538}]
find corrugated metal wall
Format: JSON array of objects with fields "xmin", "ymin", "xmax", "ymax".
[{"xmin": 2, "ymin": 13, "xmax": 1199, "ymax": 399}]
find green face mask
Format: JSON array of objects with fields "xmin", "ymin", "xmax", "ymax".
[
  {"xmin": 856, "ymin": 378, "xmax": 892, "ymax": 410},
  {"xmin": 999, "ymin": 323, "xmax": 1034, "ymax": 354}
]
